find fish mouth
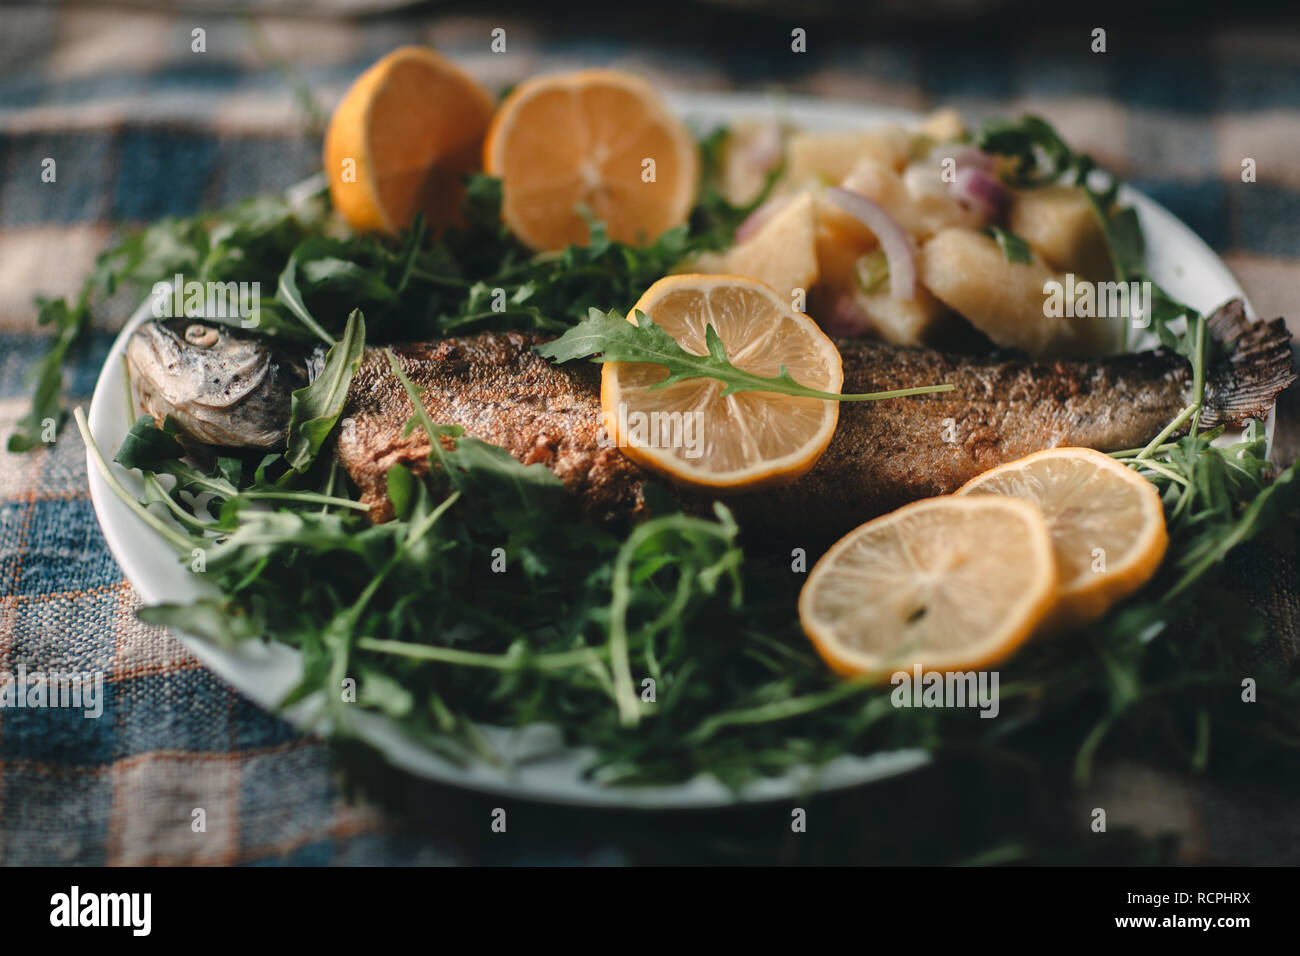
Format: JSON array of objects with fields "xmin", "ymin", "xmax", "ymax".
[{"xmin": 125, "ymin": 319, "xmax": 295, "ymax": 449}]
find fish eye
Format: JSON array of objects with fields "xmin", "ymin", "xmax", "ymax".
[{"xmin": 185, "ymin": 324, "xmax": 219, "ymax": 348}]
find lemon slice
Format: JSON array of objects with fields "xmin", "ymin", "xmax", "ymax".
[
  {"xmin": 799, "ymin": 496, "xmax": 1058, "ymax": 676},
  {"xmin": 956, "ymin": 447, "xmax": 1168, "ymax": 627},
  {"xmin": 600, "ymin": 274, "xmax": 843, "ymax": 491}
]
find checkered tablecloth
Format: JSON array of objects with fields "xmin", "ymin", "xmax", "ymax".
[{"xmin": 2, "ymin": 3, "xmax": 1298, "ymax": 866}]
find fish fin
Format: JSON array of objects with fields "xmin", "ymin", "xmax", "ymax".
[{"xmin": 1201, "ymin": 298, "xmax": 1297, "ymax": 429}]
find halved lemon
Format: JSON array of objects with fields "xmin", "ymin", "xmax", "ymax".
[
  {"xmin": 483, "ymin": 69, "xmax": 698, "ymax": 250},
  {"xmin": 955, "ymin": 447, "xmax": 1168, "ymax": 627},
  {"xmin": 601, "ymin": 274, "xmax": 843, "ymax": 491},
  {"xmin": 799, "ymin": 496, "xmax": 1058, "ymax": 676},
  {"xmin": 324, "ymin": 46, "xmax": 494, "ymax": 235}
]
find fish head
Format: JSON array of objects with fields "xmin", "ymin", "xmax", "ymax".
[{"xmin": 126, "ymin": 319, "xmax": 306, "ymax": 449}]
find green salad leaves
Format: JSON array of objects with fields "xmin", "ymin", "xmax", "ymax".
[
  {"xmin": 984, "ymin": 226, "xmax": 1033, "ymax": 264},
  {"xmin": 286, "ymin": 310, "xmax": 365, "ymax": 471}
]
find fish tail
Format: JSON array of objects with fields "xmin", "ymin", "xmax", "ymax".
[{"xmin": 1200, "ymin": 298, "xmax": 1297, "ymax": 428}]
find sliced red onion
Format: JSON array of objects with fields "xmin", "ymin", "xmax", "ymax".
[
  {"xmin": 825, "ymin": 186, "xmax": 917, "ymax": 301},
  {"xmin": 947, "ymin": 144, "xmax": 997, "ymax": 174},
  {"xmin": 734, "ymin": 194, "xmax": 793, "ymax": 244},
  {"xmin": 905, "ymin": 144, "xmax": 998, "ymax": 200},
  {"xmin": 823, "ymin": 293, "xmax": 874, "ymax": 338},
  {"xmin": 952, "ymin": 166, "xmax": 1006, "ymax": 220}
]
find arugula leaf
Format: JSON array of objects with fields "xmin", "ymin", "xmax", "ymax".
[
  {"xmin": 115, "ymin": 414, "xmax": 188, "ymax": 471},
  {"xmin": 1096, "ymin": 204, "xmax": 1145, "ymax": 278},
  {"xmin": 436, "ymin": 433, "xmax": 567, "ymax": 516},
  {"xmin": 138, "ymin": 598, "xmax": 267, "ymax": 648},
  {"xmin": 7, "ymin": 295, "xmax": 92, "ymax": 451},
  {"xmin": 113, "ymin": 411, "xmax": 366, "ymax": 524},
  {"xmin": 537, "ymin": 308, "xmax": 954, "ymax": 402},
  {"xmin": 386, "ymin": 462, "xmax": 416, "ymax": 521},
  {"xmin": 286, "ymin": 310, "xmax": 365, "ymax": 472},
  {"xmin": 973, "ymin": 114, "xmax": 1075, "ymax": 185},
  {"xmin": 276, "ymin": 247, "xmax": 339, "ymax": 344},
  {"xmin": 985, "ymin": 226, "xmax": 1033, "ymax": 264}
]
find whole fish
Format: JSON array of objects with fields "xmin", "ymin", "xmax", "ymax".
[{"xmin": 125, "ymin": 300, "xmax": 1296, "ymax": 535}]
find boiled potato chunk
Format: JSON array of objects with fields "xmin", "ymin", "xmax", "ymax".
[
  {"xmin": 854, "ymin": 283, "xmax": 951, "ymax": 346},
  {"xmin": 719, "ymin": 121, "xmax": 784, "ymax": 207},
  {"xmin": 916, "ymin": 108, "xmax": 966, "ymax": 145},
  {"xmin": 784, "ymin": 126, "xmax": 912, "ymax": 185},
  {"xmin": 1008, "ymin": 185, "xmax": 1112, "ymax": 280},
  {"xmin": 919, "ymin": 228, "xmax": 1062, "ymax": 355},
  {"xmin": 695, "ymin": 193, "xmax": 819, "ymax": 300},
  {"xmin": 919, "ymin": 228, "xmax": 1119, "ymax": 356}
]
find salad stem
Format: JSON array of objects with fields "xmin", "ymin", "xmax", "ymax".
[
  {"xmin": 1128, "ymin": 458, "xmax": 1190, "ymax": 486},
  {"xmin": 1188, "ymin": 311, "xmax": 1207, "ymax": 436},
  {"xmin": 238, "ymin": 489, "xmax": 370, "ymax": 511},
  {"xmin": 75, "ymin": 407, "xmax": 196, "ymax": 554},
  {"xmin": 835, "ymin": 383, "xmax": 955, "ymax": 401},
  {"xmin": 142, "ymin": 473, "xmax": 222, "ymax": 534},
  {"xmin": 608, "ymin": 525, "xmax": 650, "ymax": 728},
  {"xmin": 356, "ymin": 638, "xmax": 602, "ymax": 671},
  {"xmin": 1134, "ymin": 401, "xmax": 1199, "ymax": 461}
]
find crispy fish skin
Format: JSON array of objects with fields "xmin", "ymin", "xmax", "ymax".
[
  {"xmin": 334, "ymin": 302, "xmax": 1295, "ymax": 535},
  {"xmin": 337, "ymin": 331, "xmax": 651, "ymax": 524},
  {"xmin": 716, "ymin": 344, "xmax": 1189, "ymax": 532}
]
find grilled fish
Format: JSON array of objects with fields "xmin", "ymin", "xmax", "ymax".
[{"xmin": 126, "ymin": 301, "xmax": 1296, "ymax": 535}]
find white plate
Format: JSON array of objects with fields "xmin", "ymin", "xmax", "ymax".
[{"xmin": 85, "ymin": 92, "xmax": 1258, "ymax": 808}]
